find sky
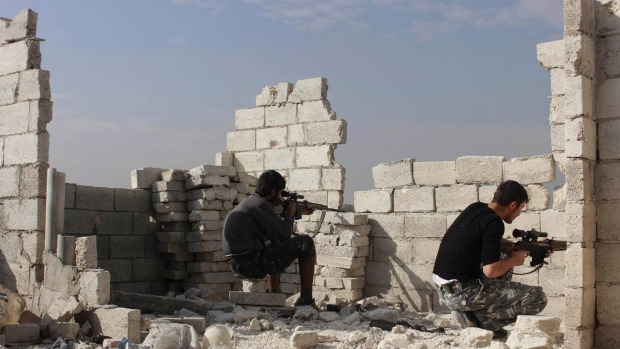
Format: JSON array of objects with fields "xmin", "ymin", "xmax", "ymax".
[{"xmin": 3, "ymin": 0, "xmax": 564, "ymax": 203}]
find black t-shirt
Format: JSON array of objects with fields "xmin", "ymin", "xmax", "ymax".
[{"xmin": 433, "ymin": 202, "xmax": 504, "ymax": 283}]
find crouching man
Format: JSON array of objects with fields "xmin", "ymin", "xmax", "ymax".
[
  {"xmin": 223, "ymin": 170, "xmax": 317, "ymax": 307},
  {"xmin": 432, "ymin": 180, "xmax": 547, "ymax": 337}
]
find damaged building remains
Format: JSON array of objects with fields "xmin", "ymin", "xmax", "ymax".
[{"xmin": 0, "ymin": 0, "xmax": 619, "ymax": 348}]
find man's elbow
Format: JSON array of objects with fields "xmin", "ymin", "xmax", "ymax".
[{"xmin": 482, "ymin": 264, "xmax": 501, "ymax": 278}]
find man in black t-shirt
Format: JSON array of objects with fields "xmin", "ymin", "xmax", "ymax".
[{"xmin": 433, "ymin": 180, "xmax": 547, "ymax": 336}]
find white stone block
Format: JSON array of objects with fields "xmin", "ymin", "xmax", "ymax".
[
  {"xmin": 565, "ymin": 246, "xmax": 595, "ymax": 288},
  {"xmin": 264, "ymin": 147, "xmax": 295, "ymax": 170},
  {"xmin": 565, "ymin": 287, "xmax": 596, "ymax": 328},
  {"xmin": 289, "ymin": 77, "xmax": 327, "ymax": 103},
  {"xmin": 215, "ymin": 152, "xmax": 234, "ymax": 167},
  {"xmin": 514, "ymin": 315, "xmax": 561, "ymax": 336},
  {"xmin": 90, "ymin": 307, "xmax": 140, "ymax": 344},
  {"xmin": 78, "ymin": 269, "xmax": 111, "ymax": 310},
  {"xmin": 537, "ymin": 40, "xmax": 564, "ymax": 70},
  {"xmin": 327, "ymin": 191, "xmax": 343, "ymax": 209},
  {"xmin": 393, "ymin": 186, "xmax": 434, "ymax": 212},
  {"xmin": 597, "ymin": 77, "xmax": 620, "ymax": 120},
  {"xmin": 478, "ymin": 185, "xmax": 496, "ymax": 203},
  {"xmin": 504, "ymin": 212, "xmax": 541, "ymax": 234},
  {"xmin": 17, "ymin": 69, "xmax": 50, "ymax": 101},
  {"xmin": 0, "ymin": 9, "xmax": 37, "ymax": 43},
  {"xmin": 435, "ymin": 185, "xmax": 478, "ymax": 212},
  {"xmin": 459, "ymin": 327, "xmax": 493, "ymax": 348},
  {"xmin": 598, "ymin": 202, "xmax": 620, "ymax": 241},
  {"xmin": 550, "ymin": 68, "xmax": 566, "ymax": 96},
  {"xmin": 367, "ymin": 213, "xmax": 404, "ymax": 239},
  {"xmin": 233, "ymin": 151, "xmax": 264, "ymax": 172},
  {"xmin": 226, "ymin": 130, "xmax": 255, "ymax": 152},
  {"xmin": 565, "ymin": 201, "xmax": 596, "ymax": 242},
  {"xmin": 288, "ymin": 124, "xmax": 305, "ymax": 146},
  {"xmin": 414, "ymin": 239, "xmax": 441, "ymax": 265},
  {"xmin": 564, "ymin": 34, "xmax": 595, "ymax": 78},
  {"xmin": 255, "ymin": 82, "xmax": 292, "ymax": 106},
  {"xmin": 322, "ymin": 167, "xmax": 345, "ymax": 191},
  {"xmin": 130, "ymin": 167, "xmax": 165, "ymax": 189},
  {"xmin": 234, "ymin": 107, "xmax": 264, "ymax": 130},
  {"xmin": 414, "ymin": 161, "xmax": 456, "ymax": 186},
  {"xmin": 0, "ymin": 102, "xmax": 30, "ymax": 136},
  {"xmin": 601, "ymin": 35, "xmax": 620, "ymax": 78},
  {"xmin": 0, "ymin": 73, "xmax": 18, "ymax": 106},
  {"xmin": 0, "ymin": 166, "xmax": 20, "ymax": 197},
  {"xmin": 0, "ymin": 39, "xmax": 40, "ymax": 76},
  {"xmin": 596, "ymin": 162, "xmax": 620, "ymax": 201},
  {"xmin": 456, "ymin": 156, "xmax": 504, "ymax": 184},
  {"xmin": 265, "ymin": 103, "xmax": 296, "ymax": 126},
  {"xmin": 189, "ymin": 164, "xmax": 236, "ymax": 178},
  {"xmin": 256, "ymin": 126, "xmax": 287, "ymax": 149},
  {"xmin": 404, "ymin": 213, "xmax": 446, "ymax": 238},
  {"xmin": 540, "ymin": 210, "xmax": 566, "ymax": 240},
  {"xmin": 552, "ymin": 185, "xmax": 565, "ymax": 211},
  {"xmin": 564, "ymin": 75, "xmax": 594, "ymax": 119},
  {"xmin": 4, "ymin": 198, "xmax": 45, "ymax": 230},
  {"xmin": 297, "ymin": 100, "xmax": 335, "ymax": 122},
  {"xmin": 564, "ymin": 0, "xmax": 595, "ymax": 35},
  {"xmin": 566, "ymin": 158, "xmax": 595, "ymax": 202},
  {"xmin": 565, "ymin": 117, "xmax": 596, "ymax": 160},
  {"xmin": 288, "ymin": 168, "xmax": 321, "ymax": 191},
  {"xmin": 296, "ymin": 145, "xmax": 333, "ymax": 167},
  {"xmin": 599, "ymin": 118, "xmax": 620, "ymax": 160},
  {"xmin": 550, "ymin": 123, "xmax": 565, "ymax": 153},
  {"xmin": 306, "ymin": 119, "xmax": 346, "ymax": 145},
  {"xmin": 525, "ymin": 184, "xmax": 550, "ymax": 211},
  {"xmin": 549, "ymin": 95, "xmax": 565, "ymax": 125},
  {"xmin": 75, "ymin": 236, "xmax": 98, "ymax": 270},
  {"xmin": 372, "ymin": 159, "xmax": 414, "ymax": 189},
  {"xmin": 502, "ymin": 154, "xmax": 556, "ymax": 184},
  {"xmin": 354, "ymin": 189, "xmax": 393, "ymax": 213}
]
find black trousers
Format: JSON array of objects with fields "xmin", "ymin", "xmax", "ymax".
[{"xmin": 227, "ymin": 235, "xmax": 316, "ymax": 280}]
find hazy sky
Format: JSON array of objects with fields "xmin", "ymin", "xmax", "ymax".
[{"xmin": 4, "ymin": 0, "xmax": 564, "ymax": 203}]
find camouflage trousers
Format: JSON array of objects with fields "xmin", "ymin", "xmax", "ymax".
[{"xmin": 437, "ymin": 272, "xmax": 547, "ymax": 331}]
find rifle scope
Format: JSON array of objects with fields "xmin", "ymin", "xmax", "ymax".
[{"xmin": 513, "ymin": 229, "xmax": 548, "ymax": 239}]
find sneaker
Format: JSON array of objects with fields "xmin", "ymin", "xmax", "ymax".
[
  {"xmin": 293, "ymin": 297, "xmax": 319, "ymax": 311},
  {"xmin": 451, "ymin": 311, "xmax": 481, "ymax": 329}
]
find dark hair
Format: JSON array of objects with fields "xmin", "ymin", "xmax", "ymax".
[
  {"xmin": 491, "ymin": 180, "xmax": 529, "ymax": 206},
  {"xmin": 256, "ymin": 170, "xmax": 286, "ymax": 197}
]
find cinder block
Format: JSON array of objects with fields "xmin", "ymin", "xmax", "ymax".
[
  {"xmin": 456, "ymin": 156, "xmax": 504, "ymax": 184},
  {"xmin": 256, "ymin": 126, "xmax": 287, "ymax": 149},
  {"xmin": 19, "ymin": 162, "xmax": 47, "ymax": 198},
  {"xmin": 598, "ymin": 202, "xmax": 620, "ymax": 241},
  {"xmin": 189, "ymin": 164, "xmax": 236, "ymax": 178},
  {"xmin": 539, "ymin": 295, "xmax": 565, "ymax": 320},
  {"xmin": 321, "ymin": 167, "xmax": 345, "ymax": 191},
  {"xmin": 4, "ymin": 323, "xmax": 39, "ymax": 344},
  {"xmin": 514, "ymin": 315, "xmax": 561, "ymax": 336},
  {"xmin": 0, "ymin": 102, "xmax": 30, "ymax": 136},
  {"xmin": 0, "ymin": 73, "xmax": 18, "ymax": 106},
  {"xmin": 265, "ymin": 103, "xmax": 296, "ymax": 126},
  {"xmin": 288, "ymin": 123, "xmax": 305, "ymax": 146},
  {"xmin": 565, "ymin": 117, "xmax": 597, "ymax": 160},
  {"xmin": 77, "ymin": 269, "xmax": 110, "ymax": 310},
  {"xmin": 538, "ymin": 266, "xmax": 565, "ymax": 296},
  {"xmin": 153, "ymin": 202, "xmax": 186, "ymax": 214},
  {"xmin": 503, "ymin": 212, "xmax": 541, "ymax": 233},
  {"xmin": 564, "ymin": 287, "xmax": 595, "ymax": 328},
  {"xmin": 28, "ymin": 99, "xmax": 53, "ymax": 132},
  {"xmin": 596, "ymin": 162, "xmax": 620, "ymax": 201},
  {"xmin": 478, "ymin": 185, "xmax": 496, "ymax": 203},
  {"xmin": 368, "ymin": 213, "xmax": 404, "ymax": 240},
  {"xmin": 296, "ymin": 145, "xmax": 333, "ymax": 167},
  {"xmin": 550, "ymin": 123, "xmax": 565, "ymax": 153},
  {"xmin": 133, "ymin": 258, "xmax": 167, "ymax": 281},
  {"xmin": 98, "ymin": 259, "xmax": 132, "ymax": 282},
  {"xmin": 75, "ymin": 185, "xmax": 115, "ymax": 211},
  {"xmin": 151, "ymin": 180, "xmax": 184, "ymax": 192},
  {"xmin": 599, "ymin": 119, "xmax": 620, "ymax": 160},
  {"xmin": 3, "ymin": 131, "xmax": 49, "ymax": 165},
  {"xmin": 564, "ymin": 0, "xmax": 594, "ymax": 35},
  {"xmin": 552, "ymin": 185, "xmax": 566, "ymax": 211},
  {"xmin": 595, "ymin": 326, "xmax": 620, "ymax": 349},
  {"xmin": 130, "ymin": 167, "xmax": 165, "ymax": 189},
  {"xmin": 565, "ymin": 201, "xmax": 596, "ymax": 242},
  {"xmin": 354, "ymin": 189, "xmax": 393, "ymax": 213},
  {"xmin": 564, "ymin": 34, "xmax": 595, "ymax": 78},
  {"xmin": 0, "ymin": 39, "xmax": 40, "ymax": 76},
  {"xmin": 550, "ymin": 68, "xmax": 566, "ymax": 96},
  {"xmin": 363, "ymin": 262, "xmax": 391, "ymax": 286},
  {"xmin": 537, "ymin": 40, "xmax": 565, "ymax": 70},
  {"xmin": 597, "ymin": 285, "xmax": 620, "ymax": 326},
  {"xmin": 404, "ymin": 213, "xmax": 446, "ymax": 238},
  {"xmin": 540, "ymin": 210, "xmax": 566, "ymax": 239},
  {"xmin": 289, "ymin": 77, "xmax": 327, "ymax": 103},
  {"xmin": 435, "ymin": 185, "xmax": 478, "ymax": 212},
  {"xmin": 414, "ymin": 239, "xmax": 441, "ymax": 265},
  {"xmin": 264, "ymin": 147, "xmax": 295, "ymax": 170},
  {"xmin": 49, "ymin": 321, "xmax": 79, "ymax": 340},
  {"xmin": 114, "ymin": 188, "xmax": 150, "ymax": 212},
  {"xmin": 326, "ymin": 212, "xmax": 368, "ymax": 225},
  {"xmin": 17, "ymin": 69, "xmax": 51, "ymax": 101},
  {"xmin": 502, "ymin": 155, "xmax": 556, "ymax": 184},
  {"xmin": 110, "ymin": 236, "xmax": 145, "ymax": 258},
  {"xmin": 601, "ymin": 35, "xmax": 620, "ymax": 78},
  {"xmin": 4, "ymin": 198, "xmax": 45, "ymax": 230},
  {"xmin": 89, "ymin": 307, "xmax": 141, "ymax": 343},
  {"xmin": 393, "ymin": 186, "xmax": 434, "ymax": 212},
  {"xmin": 413, "ymin": 161, "xmax": 456, "ymax": 186},
  {"xmin": 0, "ymin": 166, "xmax": 20, "ymax": 197},
  {"xmin": 306, "ymin": 119, "xmax": 347, "ymax": 145},
  {"xmin": 226, "ymin": 130, "xmax": 255, "ymax": 152},
  {"xmin": 597, "ymin": 77, "xmax": 620, "ymax": 120},
  {"xmin": 233, "ymin": 151, "xmax": 264, "ymax": 172},
  {"xmin": 596, "ymin": 242, "xmax": 620, "ymax": 284},
  {"xmin": 160, "ymin": 169, "xmax": 187, "ymax": 181},
  {"xmin": 185, "ymin": 175, "xmax": 230, "ymax": 191},
  {"xmin": 564, "ymin": 75, "xmax": 594, "ymax": 119},
  {"xmin": 215, "ymin": 152, "xmax": 234, "ymax": 167},
  {"xmin": 565, "ymin": 246, "xmax": 595, "ymax": 288},
  {"xmin": 288, "ymin": 168, "xmax": 321, "ymax": 191},
  {"xmin": 0, "ymin": 9, "xmax": 37, "ymax": 43},
  {"xmin": 564, "ymin": 327, "xmax": 594, "ymax": 349},
  {"xmin": 372, "ymin": 159, "xmax": 414, "ymax": 189},
  {"xmin": 75, "ymin": 236, "xmax": 97, "ymax": 270},
  {"xmin": 297, "ymin": 100, "xmax": 335, "ymax": 122},
  {"xmin": 549, "ymin": 95, "xmax": 565, "ymax": 125},
  {"xmin": 255, "ymin": 82, "xmax": 292, "ymax": 106},
  {"xmin": 235, "ymin": 107, "xmax": 264, "ymax": 130},
  {"xmin": 565, "ymin": 158, "xmax": 595, "ymax": 202},
  {"xmin": 525, "ymin": 184, "xmax": 549, "ymax": 211}
]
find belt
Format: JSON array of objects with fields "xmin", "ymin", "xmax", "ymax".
[{"xmin": 439, "ymin": 278, "xmax": 479, "ymax": 295}]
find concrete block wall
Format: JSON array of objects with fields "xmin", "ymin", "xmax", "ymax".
[
  {"xmin": 354, "ymin": 154, "xmax": 566, "ymax": 313},
  {"xmin": 0, "ymin": 9, "xmax": 50, "ymax": 310},
  {"xmin": 63, "ymin": 184, "xmax": 165, "ymax": 295}
]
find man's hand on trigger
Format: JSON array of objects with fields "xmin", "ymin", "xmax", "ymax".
[
  {"xmin": 301, "ymin": 205, "xmax": 315, "ymax": 215},
  {"xmin": 284, "ymin": 201, "xmax": 296, "ymax": 218},
  {"xmin": 512, "ymin": 250, "xmax": 528, "ymax": 266}
]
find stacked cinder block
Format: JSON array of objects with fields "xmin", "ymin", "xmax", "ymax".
[
  {"xmin": 356, "ymin": 155, "xmax": 561, "ymax": 312},
  {"xmin": 0, "ymin": 9, "xmax": 50, "ymax": 309},
  {"xmin": 184, "ymin": 165, "xmax": 242, "ymax": 296},
  {"xmin": 152, "ymin": 169, "xmax": 193, "ymax": 292}
]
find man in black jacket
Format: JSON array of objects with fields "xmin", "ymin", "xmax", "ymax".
[
  {"xmin": 223, "ymin": 170, "xmax": 316, "ymax": 307},
  {"xmin": 433, "ymin": 180, "xmax": 547, "ymax": 336}
]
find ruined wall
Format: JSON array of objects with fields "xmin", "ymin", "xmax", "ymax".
[
  {"xmin": 0, "ymin": 9, "xmax": 50, "ymax": 309},
  {"xmin": 353, "ymin": 156, "xmax": 566, "ymax": 315}
]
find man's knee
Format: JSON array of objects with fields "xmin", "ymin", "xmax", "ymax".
[{"xmin": 293, "ymin": 235, "xmax": 316, "ymax": 265}]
